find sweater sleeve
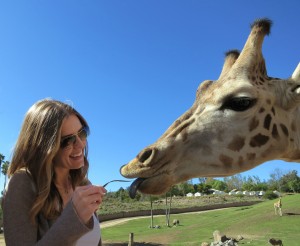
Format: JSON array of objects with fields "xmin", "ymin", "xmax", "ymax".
[{"xmin": 3, "ymin": 172, "xmax": 93, "ymax": 246}]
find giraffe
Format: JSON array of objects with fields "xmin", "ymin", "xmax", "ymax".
[
  {"xmin": 274, "ymin": 198, "xmax": 282, "ymax": 216},
  {"xmin": 120, "ymin": 18, "xmax": 300, "ymax": 198}
]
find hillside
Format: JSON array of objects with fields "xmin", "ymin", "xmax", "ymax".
[
  {"xmin": 101, "ymin": 193, "xmax": 300, "ymax": 246},
  {"xmin": 98, "ymin": 193, "xmax": 262, "ymax": 215}
]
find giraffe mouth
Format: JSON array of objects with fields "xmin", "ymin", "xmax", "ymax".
[{"xmin": 129, "ymin": 178, "xmax": 146, "ymax": 199}]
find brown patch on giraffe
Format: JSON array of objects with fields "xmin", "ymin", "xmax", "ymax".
[
  {"xmin": 249, "ymin": 116, "xmax": 259, "ymax": 132},
  {"xmin": 247, "ymin": 153, "xmax": 256, "ymax": 161},
  {"xmin": 271, "ymin": 107, "xmax": 276, "ymax": 116},
  {"xmin": 272, "ymin": 124, "xmax": 279, "ymax": 140},
  {"xmin": 227, "ymin": 136, "xmax": 245, "ymax": 151},
  {"xmin": 259, "ymin": 76, "xmax": 265, "ymax": 82},
  {"xmin": 280, "ymin": 124, "xmax": 289, "ymax": 137},
  {"xmin": 238, "ymin": 156, "xmax": 244, "ymax": 167},
  {"xmin": 249, "ymin": 133, "xmax": 269, "ymax": 147},
  {"xmin": 291, "ymin": 122, "xmax": 296, "ymax": 132},
  {"xmin": 288, "ymin": 152, "xmax": 300, "ymax": 160},
  {"xmin": 219, "ymin": 154, "xmax": 233, "ymax": 168},
  {"xmin": 263, "ymin": 114, "xmax": 272, "ymax": 130},
  {"xmin": 259, "ymin": 107, "xmax": 265, "ymax": 113},
  {"xmin": 261, "ymin": 145, "xmax": 274, "ymax": 158},
  {"xmin": 181, "ymin": 120, "xmax": 195, "ymax": 142},
  {"xmin": 266, "ymin": 99, "xmax": 271, "ymax": 105}
]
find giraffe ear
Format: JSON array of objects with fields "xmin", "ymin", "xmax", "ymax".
[
  {"xmin": 285, "ymin": 65, "xmax": 300, "ymax": 109},
  {"xmin": 279, "ymin": 66, "xmax": 300, "ymax": 110},
  {"xmin": 290, "ymin": 63, "xmax": 300, "ymax": 108},
  {"xmin": 291, "ymin": 63, "xmax": 300, "ymax": 82}
]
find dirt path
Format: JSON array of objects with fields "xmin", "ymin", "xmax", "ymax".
[
  {"xmin": 100, "ymin": 208, "xmax": 228, "ymax": 228},
  {"xmin": 101, "ymin": 215, "xmax": 149, "ymax": 228}
]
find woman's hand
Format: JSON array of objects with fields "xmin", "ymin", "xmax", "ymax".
[{"xmin": 72, "ymin": 185, "xmax": 106, "ymax": 224}]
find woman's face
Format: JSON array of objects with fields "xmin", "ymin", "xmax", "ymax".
[{"xmin": 53, "ymin": 114, "xmax": 87, "ymax": 171}]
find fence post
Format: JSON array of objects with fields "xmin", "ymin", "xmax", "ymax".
[{"xmin": 128, "ymin": 232, "xmax": 134, "ymax": 246}]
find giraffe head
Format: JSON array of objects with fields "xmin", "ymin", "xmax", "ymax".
[{"xmin": 120, "ymin": 18, "xmax": 300, "ymax": 197}]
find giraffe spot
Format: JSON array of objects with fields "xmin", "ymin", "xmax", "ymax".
[
  {"xmin": 249, "ymin": 116, "xmax": 259, "ymax": 132},
  {"xmin": 289, "ymin": 152, "xmax": 300, "ymax": 160},
  {"xmin": 291, "ymin": 122, "xmax": 296, "ymax": 132},
  {"xmin": 263, "ymin": 114, "xmax": 272, "ymax": 130},
  {"xmin": 228, "ymin": 136, "xmax": 245, "ymax": 151},
  {"xmin": 261, "ymin": 145, "xmax": 274, "ymax": 158},
  {"xmin": 271, "ymin": 107, "xmax": 276, "ymax": 116},
  {"xmin": 272, "ymin": 124, "xmax": 279, "ymax": 139},
  {"xmin": 280, "ymin": 124, "xmax": 289, "ymax": 137},
  {"xmin": 250, "ymin": 134, "xmax": 269, "ymax": 147},
  {"xmin": 259, "ymin": 107, "xmax": 265, "ymax": 113},
  {"xmin": 266, "ymin": 99, "xmax": 271, "ymax": 104},
  {"xmin": 219, "ymin": 154, "xmax": 233, "ymax": 168},
  {"xmin": 260, "ymin": 65, "xmax": 266, "ymax": 74},
  {"xmin": 238, "ymin": 156, "xmax": 244, "ymax": 167},
  {"xmin": 247, "ymin": 153, "xmax": 256, "ymax": 161}
]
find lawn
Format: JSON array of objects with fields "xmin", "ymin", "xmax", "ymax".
[{"xmin": 101, "ymin": 194, "xmax": 300, "ymax": 245}]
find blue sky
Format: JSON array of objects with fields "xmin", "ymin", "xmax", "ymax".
[{"xmin": 0, "ymin": 1, "xmax": 300, "ymax": 192}]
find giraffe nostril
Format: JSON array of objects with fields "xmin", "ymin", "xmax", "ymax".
[{"xmin": 138, "ymin": 148, "xmax": 153, "ymax": 164}]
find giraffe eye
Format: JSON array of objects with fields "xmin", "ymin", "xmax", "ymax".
[{"xmin": 221, "ymin": 97, "xmax": 257, "ymax": 111}]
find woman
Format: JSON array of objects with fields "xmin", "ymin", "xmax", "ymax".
[{"xmin": 3, "ymin": 99, "xmax": 106, "ymax": 245}]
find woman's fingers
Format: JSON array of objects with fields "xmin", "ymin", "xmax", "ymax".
[{"xmin": 72, "ymin": 185, "xmax": 106, "ymax": 224}]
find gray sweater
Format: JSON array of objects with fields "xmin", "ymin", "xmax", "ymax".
[{"xmin": 3, "ymin": 171, "xmax": 101, "ymax": 246}]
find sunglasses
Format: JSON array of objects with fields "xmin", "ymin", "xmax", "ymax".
[{"xmin": 60, "ymin": 126, "xmax": 90, "ymax": 148}]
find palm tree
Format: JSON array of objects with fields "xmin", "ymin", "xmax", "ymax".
[
  {"xmin": 0, "ymin": 154, "xmax": 4, "ymax": 168},
  {"xmin": 150, "ymin": 195, "xmax": 154, "ymax": 228},
  {"xmin": 0, "ymin": 153, "xmax": 5, "ymax": 184},
  {"xmin": 2, "ymin": 161, "xmax": 9, "ymax": 192}
]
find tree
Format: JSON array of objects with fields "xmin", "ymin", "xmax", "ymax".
[
  {"xmin": 177, "ymin": 180, "xmax": 194, "ymax": 196},
  {"xmin": 0, "ymin": 154, "xmax": 4, "ymax": 164},
  {"xmin": 198, "ymin": 177, "xmax": 206, "ymax": 184},
  {"xmin": 2, "ymin": 161, "xmax": 10, "ymax": 191},
  {"xmin": 223, "ymin": 174, "xmax": 244, "ymax": 191},
  {"xmin": 149, "ymin": 195, "xmax": 159, "ymax": 228},
  {"xmin": 150, "ymin": 195, "xmax": 154, "ymax": 228},
  {"xmin": 207, "ymin": 179, "xmax": 228, "ymax": 191},
  {"xmin": 279, "ymin": 170, "xmax": 300, "ymax": 193},
  {"xmin": 269, "ymin": 168, "xmax": 284, "ymax": 191},
  {"xmin": 0, "ymin": 153, "xmax": 5, "ymax": 191},
  {"xmin": 0, "ymin": 153, "xmax": 5, "ymax": 176},
  {"xmin": 242, "ymin": 175, "xmax": 267, "ymax": 191},
  {"xmin": 165, "ymin": 191, "xmax": 172, "ymax": 227}
]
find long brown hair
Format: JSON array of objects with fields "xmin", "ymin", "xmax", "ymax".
[{"xmin": 8, "ymin": 98, "xmax": 89, "ymax": 223}]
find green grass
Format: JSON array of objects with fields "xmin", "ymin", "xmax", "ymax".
[{"xmin": 102, "ymin": 194, "xmax": 300, "ymax": 245}]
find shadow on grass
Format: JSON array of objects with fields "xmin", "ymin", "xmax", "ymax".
[
  {"xmin": 285, "ymin": 212, "xmax": 300, "ymax": 216},
  {"xmin": 103, "ymin": 243, "xmax": 164, "ymax": 246}
]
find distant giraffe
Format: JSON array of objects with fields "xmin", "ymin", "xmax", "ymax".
[
  {"xmin": 120, "ymin": 18, "xmax": 300, "ymax": 198},
  {"xmin": 274, "ymin": 198, "xmax": 282, "ymax": 216}
]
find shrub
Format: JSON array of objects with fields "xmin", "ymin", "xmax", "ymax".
[{"xmin": 263, "ymin": 191, "xmax": 279, "ymax": 200}]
